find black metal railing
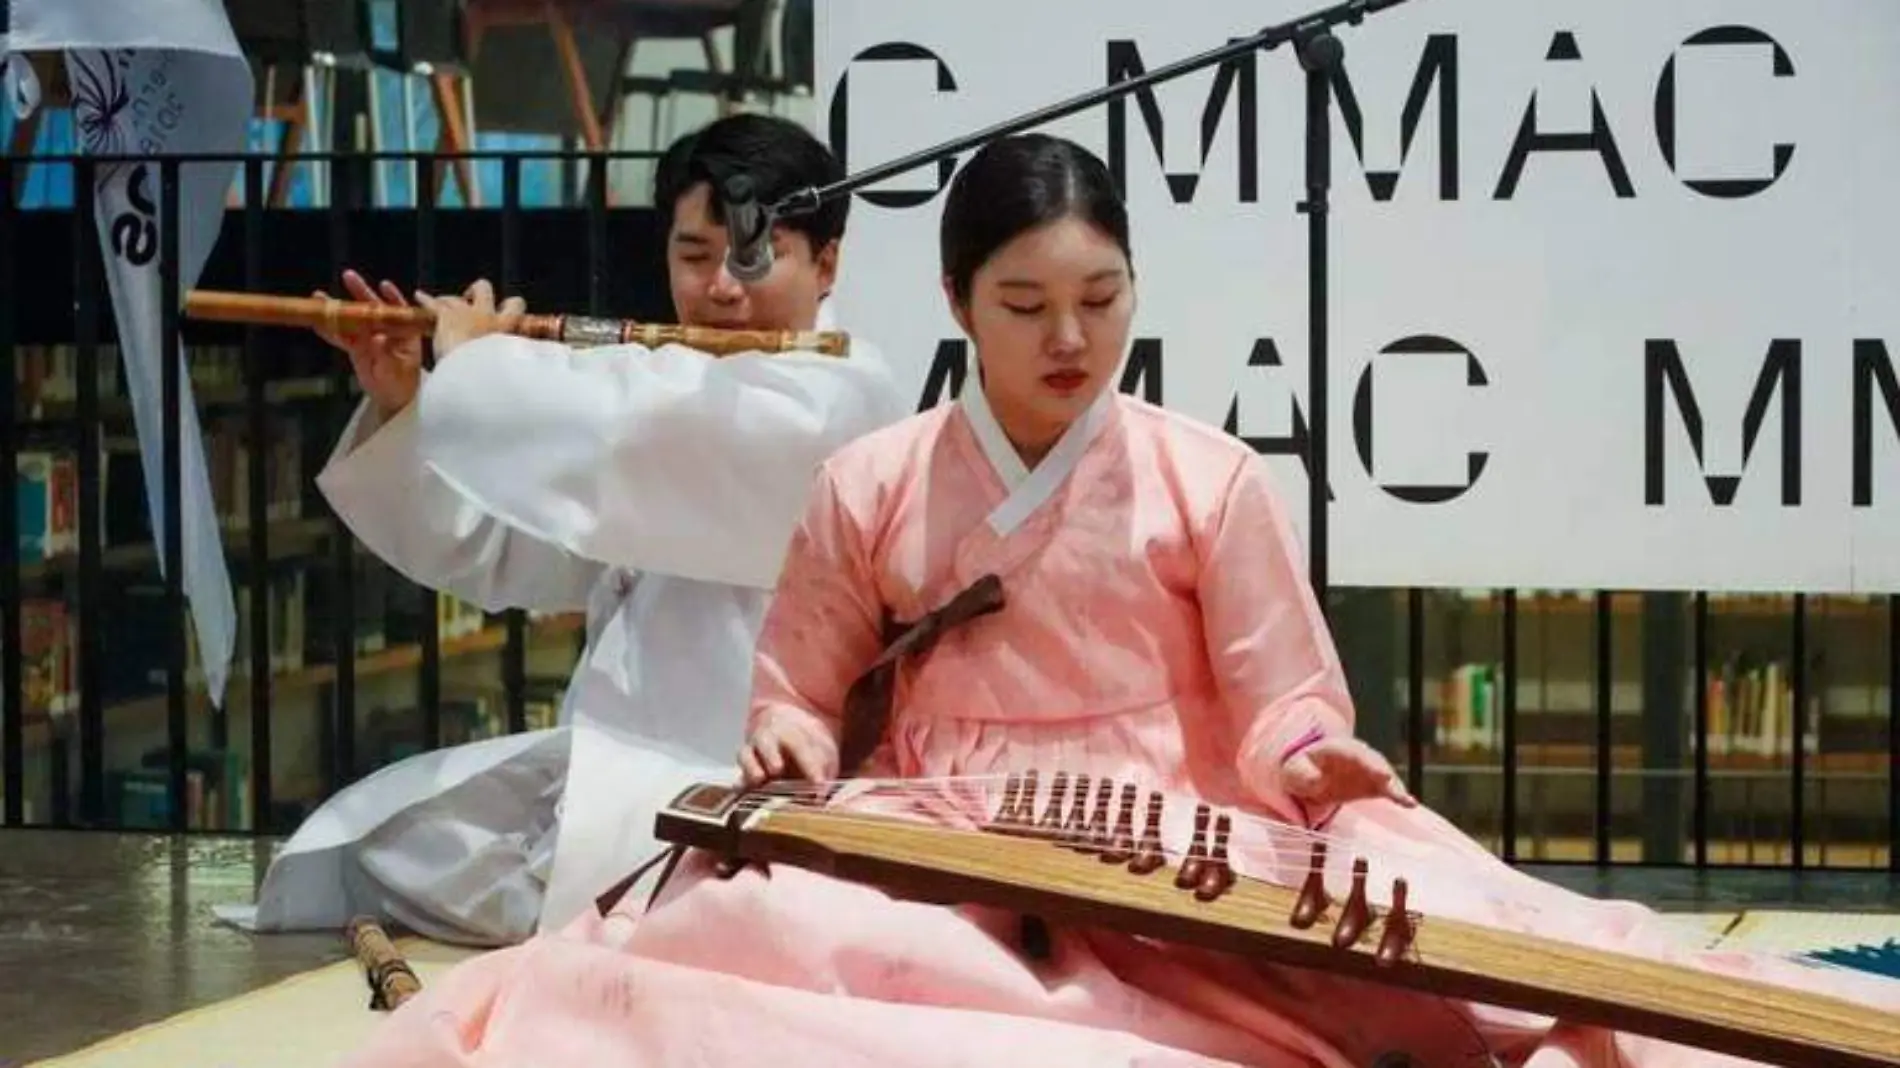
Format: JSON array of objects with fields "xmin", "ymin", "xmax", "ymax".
[
  {"xmin": 1, "ymin": 151, "xmax": 19, "ymax": 828},
  {"xmin": 1, "ymin": 148, "xmax": 1894, "ymax": 876},
  {"xmin": 1, "ymin": 148, "xmax": 654, "ymax": 835}
]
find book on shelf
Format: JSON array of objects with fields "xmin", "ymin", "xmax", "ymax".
[
  {"xmin": 1436, "ymin": 662, "xmax": 1501, "ymax": 751},
  {"xmin": 361, "ymin": 680, "xmax": 566, "ymax": 771},
  {"xmin": 107, "ymin": 747, "xmax": 251, "ymax": 831},
  {"xmin": 1424, "ymin": 654, "xmax": 1850, "ymax": 760},
  {"xmin": 439, "ymin": 591, "xmax": 488, "ymax": 641},
  {"xmin": 16, "ymin": 450, "xmax": 78, "ymax": 562},
  {"xmin": 16, "ymin": 341, "xmax": 313, "ymax": 570},
  {"xmin": 441, "ymin": 684, "xmax": 564, "ymax": 744},
  {"xmin": 163, "ymin": 566, "xmax": 310, "ymax": 690},
  {"xmin": 203, "ymin": 407, "xmax": 307, "ymax": 526},
  {"xmin": 0, "ymin": 597, "xmax": 77, "ymax": 734},
  {"xmin": 13, "ymin": 341, "xmax": 249, "ymax": 414},
  {"xmin": 1698, "ymin": 656, "xmax": 1823, "ymax": 757},
  {"xmin": 11, "ymin": 342, "xmax": 124, "ymax": 418}
]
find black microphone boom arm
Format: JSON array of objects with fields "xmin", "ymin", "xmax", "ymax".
[
  {"xmin": 773, "ymin": 0, "xmax": 1418, "ymax": 607},
  {"xmin": 769, "ymin": 0, "xmax": 1413, "ymax": 219}
]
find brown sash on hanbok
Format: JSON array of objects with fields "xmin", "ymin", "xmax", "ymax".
[
  {"xmin": 835, "ymin": 571, "xmax": 1061, "ymax": 958},
  {"xmin": 591, "ymin": 574, "xmax": 1006, "ymax": 917},
  {"xmin": 836, "ymin": 572, "xmax": 1005, "ymax": 776}
]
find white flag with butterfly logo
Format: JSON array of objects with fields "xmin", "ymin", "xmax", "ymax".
[{"xmin": 2, "ymin": 0, "xmax": 250, "ymax": 707}]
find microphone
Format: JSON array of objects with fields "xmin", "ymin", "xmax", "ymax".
[{"xmin": 720, "ymin": 173, "xmax": 775, "ymax": 284}]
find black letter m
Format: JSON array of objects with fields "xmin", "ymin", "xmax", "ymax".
[
  {"xmin": 1105, "ymin": 40, "xmax": 1257, "ymax": 203},
  {"xmin": 1645, "ymin": 339, "xmax": 1801, "ymax": 506},
  {"xmin": 1332, "ymin": 34, "xmax": 1458, "ymax": 201},
  {"xmin": 1854, "ymin": 340, "xmax": 1900, "ymax": 507}
]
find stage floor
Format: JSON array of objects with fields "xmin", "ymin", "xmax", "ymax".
[
  {"xmin": 0, "ymin": 830, "xmax": 348, "ymax": 1064},
  {"xmin": 2, "ymin": 828, "xmax": 1898, "ymax": 1064}
]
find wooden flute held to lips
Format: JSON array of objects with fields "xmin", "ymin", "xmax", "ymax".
[{"xmin": 181, "ymin": 290, "xmax": 852, "ymax": 357}]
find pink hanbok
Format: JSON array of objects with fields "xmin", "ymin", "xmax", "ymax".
[{"xmin": 341, "ymin": 387, "xmax": 1900, "ymax": 1068}]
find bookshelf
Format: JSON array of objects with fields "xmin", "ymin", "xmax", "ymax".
[
  {"xmin": 9, "ymin": 335, "xmax": 589, "ymax": 832},
  {"xmin": 1336, "ymin": 588, "xmax": 1897, "ymax": 870}
]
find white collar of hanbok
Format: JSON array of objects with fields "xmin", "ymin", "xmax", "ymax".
[{"xmin": 961, "ymin": 376, "xmax": 1116, "ymax": 536}]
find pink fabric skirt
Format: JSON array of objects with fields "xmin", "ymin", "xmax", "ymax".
[{"xmin": 339, "ymin": 796, "xmax": 1900, "ymax": 1068}]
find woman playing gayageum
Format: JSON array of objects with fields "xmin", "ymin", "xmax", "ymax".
[{"xmin": 340, "ymin": 134, "xmax": 1900, "ymax": 1068}]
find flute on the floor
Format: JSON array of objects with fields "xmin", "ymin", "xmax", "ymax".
[
  {"xmin": 182, "ymin": 289, "xmax": 852, "ymax": 357},
  {"xmin": 346, "ymin": 916, "xmax": 422, "ymax": 1012}
]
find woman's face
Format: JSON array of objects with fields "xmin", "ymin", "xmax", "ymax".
[{"xmin": 947, "ymin": 215, "xmax": 1133, "ymax": 456}]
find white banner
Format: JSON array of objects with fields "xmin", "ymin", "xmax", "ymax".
[
  {"xmin": 815, "ymin": 0, "xmax": 1900, "ymax": 595},
  {"xmin": 4, "ymin": 0, "xmax": 249, "ymax": 704}
]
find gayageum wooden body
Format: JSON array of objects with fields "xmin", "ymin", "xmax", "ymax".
[{"xmin": 654, "ymin": 775, "xmax": 1900, "ymax": 1068}]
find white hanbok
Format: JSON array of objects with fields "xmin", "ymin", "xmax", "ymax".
[{"xmin": 215, "ymin": 320, "xmax": 907, "ymax": 945}]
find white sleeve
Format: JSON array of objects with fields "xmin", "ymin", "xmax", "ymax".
[
  {"xmin": 411, "ymin": 333, "xmax": 910, "ymax": 590},
  {"xmin": 315, "ymin": 390, "xmax": 607, "ymax": 614}
]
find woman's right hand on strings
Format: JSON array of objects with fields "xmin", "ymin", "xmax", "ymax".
[
  {"xmin": 739, "ymin": 706, "xmax": 840, "ymax": 787},
  {"xmin": 314, "ymin": 269, "xmax": 421, "ymax": 421}
]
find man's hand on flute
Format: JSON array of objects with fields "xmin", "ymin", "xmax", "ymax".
[
  {"xmin": 314, "ymin": 269, "xmax": 424, "ymax": 421},
  {"xmin": 415, "ymin": 279, "xmax": 526, "ymax": 361}
]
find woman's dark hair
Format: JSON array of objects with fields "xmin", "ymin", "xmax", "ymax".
[
  {"xmin": 654, "ymin": 113, "xmax": 850, "ymax": 252},
  {"xmin": 940, "ymin": 133, "xmax": 1131, "ymax": 304}
]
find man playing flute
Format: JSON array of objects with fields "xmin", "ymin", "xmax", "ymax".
[{"xmin": 219, "ymin": 113, "xmax": 908, "ymax": 946}]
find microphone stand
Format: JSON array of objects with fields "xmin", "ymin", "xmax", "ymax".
[
  {"xmin": 1299, "ymin": 31, "xmax": 1344, "ymax": 606},
  {"xmin": 767, "ymin": 0, "xmax": 1414, "ymax": 603}
]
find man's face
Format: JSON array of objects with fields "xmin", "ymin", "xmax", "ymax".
[{"xmin": 666, "ymin": 181, "xmax": 837, "ymax": 332}]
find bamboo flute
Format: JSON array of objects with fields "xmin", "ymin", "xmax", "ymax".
[{"xmin": 183, "ymin": 289, "xmax": 850, "ymax": 357}]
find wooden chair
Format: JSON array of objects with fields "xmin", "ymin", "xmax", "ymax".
[
  {"xmin": 390, "ymin": 0, "xmax": 481, "ymax": 206},
  {"xmin": 462, "ymin": 0, "xmax": 626, "ymax": 155},
  {"xmin": 779, "ymin": 0, "xmax": 813, "ymax": 95},
  {"xmin": 654, "ymin": 0, "xmax": 786, "ymax": 124},
  {"xmin": 226, "ymin": 0, "xmax": 378, "ymax": 207},
  {"xmin": 447, "ymin": 1, "xmax": 748, "ymax": 206}
]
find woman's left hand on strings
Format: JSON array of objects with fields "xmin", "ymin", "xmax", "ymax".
[{"xmin": 1282, "ymin": 737, "xmax": 1417, "ymax": 809}]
